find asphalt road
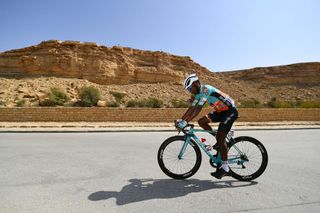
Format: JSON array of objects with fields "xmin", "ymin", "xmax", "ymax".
[{"xmin": 0, "ymin": 130, "xmax": 320, "ymax": 213}]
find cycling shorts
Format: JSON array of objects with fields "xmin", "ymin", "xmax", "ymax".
[{"xmin": 207, "ymin": 108, "xmax": 239, "ymax": 134}]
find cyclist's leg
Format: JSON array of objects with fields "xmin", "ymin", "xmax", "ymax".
[
  {"xmin": 217, "ymin": 108, "xmax": 239, "ymax": 161},
  {"xmin": 199, "ymin": 111, "xmax": 224, "ymax": 150},
  {"xmin": 198, "ymin": 111, "xmax": 222, "ymax": 134},
  {"xmin": 211, "ymin": 108, "xmax": 239, "ymax": 178},
  {"xmin": 198, "ymin": 116, "xmax": 213, "ymax": 131}
]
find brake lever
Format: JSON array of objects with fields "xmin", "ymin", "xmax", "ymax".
[
  {"xmin": 176, "ymin": 127, "xmax": 181, "ymax": 134},
  {"xmin": 174, "ymin": 123, "xmax": 181, "ymax": 134}
]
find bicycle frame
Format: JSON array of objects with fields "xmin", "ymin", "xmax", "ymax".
[{"xmin": 178, "ymin": 126, "xmax": 246, "ymax": 166}]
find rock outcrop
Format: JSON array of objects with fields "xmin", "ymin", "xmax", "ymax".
[
  {"xmin": 0, "ymin": 40, "xmax": 211, "ymax": 84},
  {"xmin": 218, "ymin": 62, "xmax": 320, "ymax": 86},
  {"xmin": 0, "ymin": 40, "xmax": 319, "ymax": 108}
]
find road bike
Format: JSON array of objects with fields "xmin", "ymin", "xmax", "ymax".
[{"xmin": 157, "ymin": 124, "xmax": 268, "ymax": 181}]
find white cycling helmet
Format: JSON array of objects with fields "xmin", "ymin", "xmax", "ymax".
[{"xmin": 183, "ymin": 73, "xmax": 199, "ymax": 90}]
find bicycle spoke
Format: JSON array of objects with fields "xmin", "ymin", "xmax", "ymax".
[
  {"xmin": 162, "ymin": 140, "xmax": 198, "ymax": 175},
  {"xmin": 247, "ymin": 150, "xmax": 261, "ymax": 159},
  {"xmin": 228, "ymin": 140, "xmax": 264, "ymax": 177}
]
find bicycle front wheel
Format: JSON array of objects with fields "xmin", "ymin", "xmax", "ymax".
[
  {"xmin": 228, "ymin": 136, "xmax": 268, "ymax": 181},
  {"xmin": 157, "ymin": 136, "xmax": 202, "ymax": 179}
]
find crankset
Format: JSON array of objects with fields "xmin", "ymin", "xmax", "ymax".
[{"xmin": 209, "ymin": 156, "xmax": 221, "ymax": 168}]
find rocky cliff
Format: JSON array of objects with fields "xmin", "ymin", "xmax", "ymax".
[
  {"xmin": 0, "ymin": 40, "xmax": 211, "ymax": 84},
  {"xmin": 218, "ymin": 62, "xmax": 320, "ymax": 86},
  {"xmin": 0, "ymin": 40, "xmax": 319, "ymax": 108}
]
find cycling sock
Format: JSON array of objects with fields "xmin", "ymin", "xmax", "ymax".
[{"xmin": 221, "ymin": 161, "xmax": 229, "ymax": 172}]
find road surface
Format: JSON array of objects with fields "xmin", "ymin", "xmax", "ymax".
[{"xmin": 0, "ymin": 130, "xmax": 319, "ymax": 213}]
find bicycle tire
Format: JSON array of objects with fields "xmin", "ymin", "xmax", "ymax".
[
  {"xmin": 157, "ymin": 136, "xmax": 202, "ymax": 179},
  {"xmin": 228, "ymin": 136, "xmax": 268, "ymax": 181}
]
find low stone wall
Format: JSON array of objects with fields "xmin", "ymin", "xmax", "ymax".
[{"xmin": 0, "ymin": 108, "xmax": 319, "ymax": 122}]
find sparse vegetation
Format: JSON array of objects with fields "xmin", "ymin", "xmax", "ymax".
[
  {"xmin": 296, "ymin": 100, "xmax": 320, "ymax": 108},
  {"xmin": 78, "ymin": 86, "xmax": 101, "ymax": 107},
  {"xmin": 110, "ymin": 91, "xmax": 126, "ymax": 103},
  {"xmin": 108, "ymin": 101, "xmax": 120, "ymax": 107},
  {"xmin": 40, "ymin": 87, "xmax": 70, "ymax": 107},
  {"xmin": 127, "ymin": 100, "xmax": 141, "ymax": 107},
  {"xmin": 266, "ymin": 97, "xmax": 294, "ymax": 108},
  {"xmin": 145, "ymin": 97, "xmax": 164, "ymax": 108},
  {"xmin": 126, "ymin": 97, "xmax": 163, "ymax": 108},
  {"xmin": 0, "ymin": 76, "xmax": 319, "ymax": 109},
  {"xmin": 127, "ymin": 99, "xmax": 147, "ymax": 107},
  {"xmin": 16, "ymin": 99, "xmax": 26, "ymax": 107},
  {"xmin": 239, "ymin": 99, "xmax": 262, "ymax": 108},
  {"xmin": 171, "ymin": 99, "xmax": 190, "ymax": 108},
  {"xmin": 42, "ymin": 98, "xmax": 60, "ymax": 106},
  {"xmin": 49, "ymin": 87, "xmax": 69, "ymax": 105},
  {"xmin": 39, "ymin": 99, "xmax": 57, "ymax": 107}
]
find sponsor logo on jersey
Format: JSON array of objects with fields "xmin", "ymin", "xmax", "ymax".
[
  {"xmin": 203, "ymin": 87, "xmax": 209, "ymax": 96},
  {"xmin": 199, "ymin": 97, "xmax": 207, "ymax": 105}
]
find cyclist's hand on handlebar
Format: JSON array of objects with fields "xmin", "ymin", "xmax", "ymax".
[
  {"xmin": 174, "ymin": 119, "xmax": 187, "ymax": 131},
  {"xmin": 174, "ymin": 120, "xmax": 179, "ymax": 129},
  {"xmin": 174, "ymin": 119, "xmax": 180, "ymax": 130}
]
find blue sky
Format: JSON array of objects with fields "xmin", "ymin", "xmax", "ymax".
[{"xmin": 0, "ymin": 0, "xmax": 319, "ymax": 71}]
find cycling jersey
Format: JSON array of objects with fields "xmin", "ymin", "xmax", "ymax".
[{"xmin": 191, "ymin": 85, "xmax": 236, "ymax": 112}]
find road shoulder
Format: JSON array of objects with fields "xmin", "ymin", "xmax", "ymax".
[{"xmin": 0, "ymin": 121, "xmax": 319, "ymax": 132}]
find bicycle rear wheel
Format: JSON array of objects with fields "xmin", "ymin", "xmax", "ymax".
[
  {"xmin": 228, "ymin": 136, "xmax": 268, "ymax": 181},
  {"xmin": 157, "ymin": 136, "xmax": 202, "ymax": 179}
]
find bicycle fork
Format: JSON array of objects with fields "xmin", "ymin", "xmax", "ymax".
[{"xmin": 178, "ymin": 136, "xmax": 191, "ymax": 160}]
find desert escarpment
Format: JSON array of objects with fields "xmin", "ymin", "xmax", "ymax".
[
  {"xmin": 218, "ymin": 62, "xmax": 320, "ymax": 86},
  {"xmin": 0, "ymin": 40, "xmax": 319, "ymax": 108},
  {"xmin": 0, "ymin": 40, "xmax": 211, "ymax": 84}
]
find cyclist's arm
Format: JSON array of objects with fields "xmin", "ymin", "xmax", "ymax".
[
  {"xmin": 181, "ymin": 105, "xmax": 196, "ymax": 121},
  {"xmin": 185, "ymin": 105, "xmax": 203, "ymax": 122},
  {"xmin": 181, "ymin": 95, "xmax": 206, "ymax": 122},
  {"xmin": 181, "ymin": 102, "xmax": 204, "ymax": 122}
]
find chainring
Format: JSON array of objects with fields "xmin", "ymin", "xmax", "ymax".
[{"xmin": 209, "ymin": 156, "xmax": 221, "ymax": 169}]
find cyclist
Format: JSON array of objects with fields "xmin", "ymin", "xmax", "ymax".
[{"xmin": 175, "ymin": 73, "xmax": 239, "ymax": 179}]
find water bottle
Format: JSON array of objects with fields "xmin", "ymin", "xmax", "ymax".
[{"xmin": 201, "ymin": 138, "xmax": 212, "ymax": 151}]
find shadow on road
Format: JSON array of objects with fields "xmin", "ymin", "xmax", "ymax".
[{"xmin": 88, "ymin": 178, "xmax": 257, "ymax": 205}]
